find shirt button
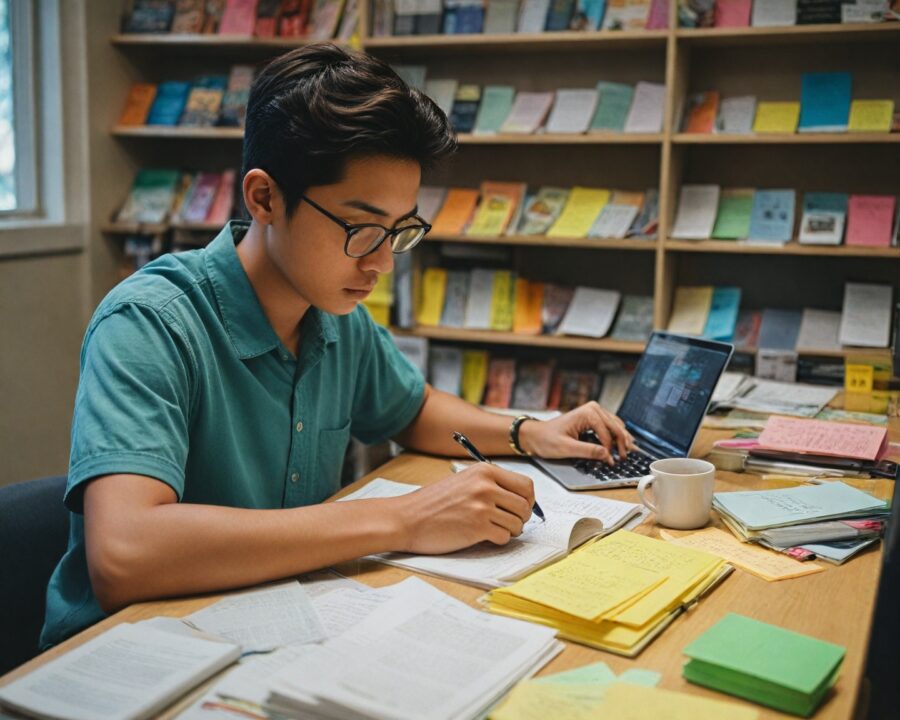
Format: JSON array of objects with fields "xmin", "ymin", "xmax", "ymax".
[
  {"xmin": 291, "ymin": 472, "xmax": 300, "ymax": 483},
  {"xmin": 281, "ymin": 352, "xmax": 289, "ymax": 361},
  {"xmin": 296, "ymin": 421, "xmax": 304, "ymax": 432}
]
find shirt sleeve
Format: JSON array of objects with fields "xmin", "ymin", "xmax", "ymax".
[
  {"xmin": 65, "ymin": 303, "xmax": 196, "ymax": 512},
  {"xmin": 350, "ymin": 310, "xmax": 426, "ymax": 445}
]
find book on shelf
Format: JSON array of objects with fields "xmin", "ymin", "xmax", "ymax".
[
  {"xmin": 219, "ymin": 65, "xmax": 254, "ymax": 127},
  {"xmin": 146, "ymin": 80, "xmax": 192, "ymax": 126},
  {"xmin": 703, "ymin": 286, "xmax": 741, "ymax": 342},
  {"xmin": 796, "ymin": 308, "xmax": 842, "ymax": 352},
  {"xmin": 671, "ymin": 184, "xmax": 720, "ymax": 240},
  {"xmin": 602, "ymin": 0, "xmax": 651, "ymax": 29},
  {"xmin": 747, "ymin": 189, "xmax": 795, "ymax": 244},
  {"xmin": 309, "ymin": 0, "xmax": 347, "ymax": 39},
  {"xmin": 335, "ymin": 0, "xmax": 360, "ymax": 38},
  {"xmin": 443, "ymin": 0, "xmax": 486, "ymax": 33},
  {"xmin": 278, "ymin": 0, "xmax": 312, "ymax": 35},
  {"xmin": 463, "ymin": 268, "xmax": 496, "ymax": 330},
  {"xmin": 180, "ymin": 172, "xmax": 222, "ymax": 223},
  {"xmin": 645, "ymin": 0, "xmax": 669, "ymax": 28},
  {"xmin": 392, "ymin": 0, "xmax": 416, "ymax": 34},
  {"xmin": 557, "ymin": 286, "xmax": 621, "ymax": 338},
  {"xmin": 798, "ymin": 72, "xmax": 852, "ymax": 133},
  {"xmin": 517, "ymin": 0, "xmax": 553, "ymax": 31},
  {"xmin": 677, "ymin": 0, "xmax": 714, "ymax": 27},
  {"xmin": 430, "ymin": 187, "xmax": 479, "ymax": 234},
  {"xmin": 448, "ymin": 84, "xmax": 482, "ymax": 133},
  {"xmin": 518, "ymin": 187, "xmax": 570, "ymax": 235},
  {"xmin": 467, "ymin": 194, "xmax": 514, "ymax": 237},
  {"xmin": 798, "ymin": 191, "xmax": 848, "ymax": 245},
  {"xmin": 627, "ymin": 188, "xmax": 659, "ymax": 238},
  {"xmin": 393, "ymin": 334, "xmax": 429, "ymax": 373},
  {"xmin": 461, "ymin": 349, "xmax": 490, "ymax": 403},
  {"xmin": 542, "ymin": 283, "xmax": 575, "ymax": 333},
  {"xmin": 417, "ymin": 267, "xmax": 447, "ymax": 326},
  {"xmin": 202, "ymin": 0, "xmax": 228, "ymax": 32},
  {"xmin": 124, "ymin": 0, "xmax": 176, "ymax": 32},
  {"xmin": 752, "ymin": 101, "xmax": 800, "ymax": 134},
  {"xmin": 549, "ymin": 369, "xmax": 601, "ymax": 410},
  {"xmin": 484, "ymin": 0, "xmax": 521, "ymax": 32},
  {"xmin": 218, "ymin": 0, "xmax": 259, "ymax": 34},
  {"xmin": 117, "ymin": 169, "xmax": 181, "ymax": 225},
  {"xmin": 545, "ymin": 89, "xmax": 599, "ymax": 134},
  {"xmin": 796, "ymin": 0, "xmax": 842, "ymax": 24},
  {"xmin": 205, "ymin": 170, "xmax": 237, "ymax": 225},
  {"xmin": 545, "ymin": 0, "xmax": 577, "ymax": 30},
  {"xmin": 490, "ymin": 270, "xmax": 517, "ymax": 331},
  {"xmin": 429, "ymin": 345, "xmax": 464, "ymax": 394},
  {"xmin": 499, "ymin": 91, "xmax": 555, "ymax": 134},
  {"xmin": 668, "ymin": 286, "xmax": 713, "ymax": 335},
  {"xmin": 715, "ymin": 0, "xmax": 752, "ymax": 27},
  {"xmin": 253, "ymin": 0, "xmax": 282, "ymax": 35},
  {"xmin": 484, "ymin": 358, "xmax": 517, "ymax": 408},
  {"xmin": 848, "ymin": 99, "xmax": 895, "ymax": 133},
  {"xmin": 118, "ymin": 83, "xmax": 158, "ymax": 126},
  {"xmin": 570, "ymin": 0, "xmax": 608, "ymax": 29},
  {"xmin": 180, "ymin": 75, "xmax": 228, "ymax": 127},
  {"xmin": 751, "ymin": 0, "xmax": 797, "ymax": 26},
  {"xmin": 682, "ymin": 90, "xmax": 720, "ymax": 134},
  {"xmin": 590, "ymin": 81, "xmax": 634, "ymax": 133},
  {"xmin": 547, "ymin": 186, "xmax": 610, "ymax": 238},
  {"xmin": 417, "ymin": 185, "xmax": 448, "ymax": 223},
  {"xmin": 371, "ymin": 0, "xmax": 394, "ymax": 35},
  {"xmin": 393, "ymin": 251, "xmax": 415, "ymax": 328},
  {"xmin": 512, "ymin": 361, "xmax": 556, "ymax": 409},
  {"xmin": 170, "ymin": 171, "xmax": 196, "ymax": 220},
  {"xmin": 841, "ymin": 0, "xmax": 888, "ymax": 23},
  {"xmin": 711, "ymin": 187, "xmax": 753, "ymax": 240},
  {"xmin": 845, "ymin": 194, "xmax": 896, "ymax": 247},
  {"xmin": 588, "ymin": 190, "xmax": 643, "ymax": 238},
  {"xmin": 473, "ymin": 85, "xmax": 517, "ymax": 135},
  {"xmin": 392, "ymin": 63, "xmax": 426, "ymax": 91},
  {"xmin": 513, "ymin": 279, "xmax": 545, "ymax": 334},
  {"xmin": 839, "ymin": 282, "xmax": 893, "ymax": 348},
  {"xmin": 733, "ymin": 309, "xmax": 761, "ymax": 352},
  {"xmin": 424, "ymin": 78, "xmax": 458, "ymax": 117},
  {"xmin": 610, "ymin": 294, "xmax": 653, "ymax": 342},
  {"xmin": 624, "ymin": 81, "xmax": 665, "ymax": 133},
  {"xmin": 716, "ymin": 95, "xmax": 756, "ymax": 134},
  {"xmin": 757, "ymin": 308, "xmax": 802, "ymax": 350}
]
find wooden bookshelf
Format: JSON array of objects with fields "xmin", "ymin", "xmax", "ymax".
[
  {"xmin": 664, "ymin": 240, "xmax": 900, "ymax": 258},
  {"xmin": 110, "ymin": 33, "xmax": 350, "ymax": 50},
  {"xmin": 363, "ymin": 29, "xmax": 668, "ymax": 53},
  {"xmin": 102, "ymin": 222, "xmax": 221, "ymax": 235},
  {"xmin": 111, "ymin": 125, "xmax": 244, "ymax": 139},
  {"xmin": 674, "ymin": 21, "xmax": 900, "ymax": 46},
  {"xmin": 426, "ymin": 234, "xmax": 657, "ymax": 250},
  {"xmin": 458, "ymin": 133, "xmax": 663, "ymax": 145},
  {"xmin": 393, "ymin": 326, "xmax": 647, "ymax": 354},
  {"xmin": 672, "ymin": 133, "xmax": 900, "ymax": 145}
]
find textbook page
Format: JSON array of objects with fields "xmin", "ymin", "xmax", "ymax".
[
  {"xmin": 0, "ymin": 623, "xmax": 239, "ymax": 720},
  {"xmin": 267, "ymin": 577, "xmax": 562, "ymax": 720},
  {"xmin": 184, "ymin": 581, "xmax": 326, "ymax": 653},
  {"xmin": 341, "ymin": 477, "xmax": 641, "ymax": 587}
]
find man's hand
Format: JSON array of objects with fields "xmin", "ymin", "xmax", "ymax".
[
  {"xmin": 518, "ymin": 401, "xmax": 636, "ymax": 465},
  {"xmin": 393, "ymin": 464, "xmax": 535, "ymax": 555}
]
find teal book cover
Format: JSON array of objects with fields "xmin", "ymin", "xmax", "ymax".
[
  {"xmin": 748, "ymin": 189, "xmax": 796, "ymax": 242},
  {"xmin": 798, "ymin": 72, "xmax": 852, "ymax": 132},
  {"xmin": 473, "ymin": 86, "xmax": 516, "ymax": 134},
  {"xmin": 590, "ymin": 82, "xmax": 634, "ymax": 132},
  {"xmin": 703, "ymin": 287, "xmax": 742, "ymax": 341},
  {"xmin": 147, "ymin": 81, "xmax": 192, "ymax": 126}
]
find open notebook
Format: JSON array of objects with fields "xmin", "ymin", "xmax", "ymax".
[{"xmin": 340, "ymin": 464, "xmax": 643, "ymax": 589}]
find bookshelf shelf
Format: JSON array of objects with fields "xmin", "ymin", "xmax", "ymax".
[
  {"xmin": 363, "ymin": 29, "xmax": 668, "ymax": 53},
  {"xmin": 663, "ymin": 240, "xmax": 900, "ymax": 258},
  {"xmin": 674, "ymin": 22, "xmax": 900, "ymax": 46},
  {"xmin": 102, "ymin": 222, "xmax": 221, "ymax": 235},
  {"xmin": 672, "ymin": 133, "xmax": 900, "ymax": 145},
  {"xmin": 111, "ymin": 125, "xmax": 243, "ymax": 139},
  {"xmin": 111, "ymin": 33, "xmax": 350, "ymax": 50},
  {"xmin": 427, "ymin": 234, "xmax": 656, "ymax": 250},
  {"xmin": 394, "ymin": 326, "xmax": 647, "ymax": 353},
  {"xmin": 458, "ymin": 132, "xmax": 663, "ymax": 145}
]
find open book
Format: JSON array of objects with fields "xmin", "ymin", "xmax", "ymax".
[{"xmin": 340, "ymin": 464, "xmax": 644, "ymax": 588}]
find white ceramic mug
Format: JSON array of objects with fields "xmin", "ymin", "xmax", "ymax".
[{"xmin": 637, "ymin": 458, "xmax": 716, "ymax": 530}]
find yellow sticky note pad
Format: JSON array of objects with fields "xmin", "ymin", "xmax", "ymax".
[
  {"xmin": 596, "ymin": 683, "xmax": 760, "ymax": 720},
  {"xmin": 659, "ymin": 527, "xmax": 824, "ymax": 582},
  {"xmin": 753, "ymin": 102, "xmax": 800, "ymax": 133},
  {"xmin": 848, "ymin": 99, "xmax": 894, "ymax": 133}
]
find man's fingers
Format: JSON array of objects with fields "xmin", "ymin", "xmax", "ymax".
[
  {"xmin": 589, "ymin": 403, "xmax": 630, "ymax": 457},
  {"xmin": 490, "ymin": 507, "xmax": 525, "ymax": 538},
  {"xmin": 484, "ymin": 465, "xmax": 535, "ymax": 508},
  {"xmin": 564, "ymin": 437, "xmax": 613, "ymax": 465}
]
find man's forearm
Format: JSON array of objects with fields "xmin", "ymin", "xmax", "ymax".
[{"xmin": 394, "ymin": 385, "xmax": 524, "ymax": 457}]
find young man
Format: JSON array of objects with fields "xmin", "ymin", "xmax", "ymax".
[{"xmin": 41, "ymin": 44, "xmax": 633, "ymax": 647}]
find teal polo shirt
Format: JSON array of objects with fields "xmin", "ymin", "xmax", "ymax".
[{"xmin": 41, "ymin": 221, "xmax": 425, "ymax": 648}]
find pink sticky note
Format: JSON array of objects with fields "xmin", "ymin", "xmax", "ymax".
[
  {"xmin": 758, "ymin": 415, "xmax": 888, "ymax": 461},
  {"xmin": 715, "ymin": 0, "xmax": 752, "ymax": 27},
  {"xmin": 846, "ymin": 195, "xmax": 896, "ymax": 247}
]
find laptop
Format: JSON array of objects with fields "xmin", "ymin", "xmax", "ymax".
[{"xmin": 533, "ymin": 332, "xmax": 734, "ymax": 490}]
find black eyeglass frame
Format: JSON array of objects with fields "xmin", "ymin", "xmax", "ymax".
[{"xmin": 300, "ymin": 195, "xmax": 432, "ymax": 258}]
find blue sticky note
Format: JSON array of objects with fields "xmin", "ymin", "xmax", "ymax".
[
  {"xmin": 703, "ymin": 287, "xmax": 742, "ymax": 342},
  {"xmin": 748, "ymin": 189, "xmax": 796, "ymax": 242},
  {"xmin": 799, "ymin": 72, "xmax": 852, "ymax": 132}
]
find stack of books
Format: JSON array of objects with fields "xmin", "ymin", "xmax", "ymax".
[
  {"xmin": 484, "ymin": 530, "xmax": 731, "ymax": 656},
  {"xmin": 679, "ymin": 0, "xmax": 898, "ymax": 28},
  {"xmin": 683, "ymin": 613, "xmax": 846, "ymax": 717}
]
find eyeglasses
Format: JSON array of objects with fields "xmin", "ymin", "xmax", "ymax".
[{"xmin": 300, "ymin": 195, "xmax": 431, "ymax": 258}]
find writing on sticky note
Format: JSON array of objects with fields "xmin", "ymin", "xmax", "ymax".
[{"xmin": 758, "ymin": 415, "xmax": 887, "ymax": 461}]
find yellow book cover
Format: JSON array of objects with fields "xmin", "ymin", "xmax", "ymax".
[
  {"xmin": 490, "ymin": 270, "xmax": 516, "ymax": 331},
  {"xmin": 752, "ymin": 101, "xmax": 800, "ymax": 133},
  {"xmin": 513, "ymin": 279, "xmax": 544, "ymax": 335},
  {"xmin": 667, "ymin": 286, "xmax": 714, "ymax": 335},
  {"xmin": 547, "ymin": 187, "xmax": 611, "ymax": 238},
  {"xmin": 363, "ymin": 302, "xmax": 390, "ymax": 326},
  {"xmin": 461, "ymin": 350, "xmax": 490, "ymax": 404},
  {"xmin": 848, "ymin": 99, "xmax": 894, "ymax": 133},
  {"xmin": 430, "ymin": 188, "xmax": 480, "ymax": 235},
  {"xmin": 417, "ymin": 267, "xmax": 447, "ymax": 326},
  {"xmin": 365, "ymin": 272, "xmax": 393, "ymax": 308},
  {"xmin": 467, "ymin": 194, "xmax": 514, "ymax": 237}
]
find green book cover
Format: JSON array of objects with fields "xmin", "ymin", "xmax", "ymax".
[
  {"xmin": 590, "ymin": 81, "xmax": 634, "ymax": 132},
  {"xmin": 473, "ymin": 85, "xmax": 516, "ymax": 135},
  {"xmin": 683, "ymin": 613, "xmax": 845, "ymax": 716},
  {"xmin": 711, "ymin": 188, "xmax": 754, "ymax": 240}
]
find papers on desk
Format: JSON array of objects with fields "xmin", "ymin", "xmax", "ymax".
[
  {"xmin": 265, "ymin": 577, "xmax": 563, "ymax": 720},
  {"xmin": 484, "ymin": 531, "xmax": 731, "ymax": 657},
  {"xmin": 0, "ymin": 623, "xmax": 240, "ymax": 720},
  {"xmin": 341, "ymin": 476, "xmax": 642, "ymax": 588},
  {"xmin": 712, "ymin": 375, "xmax": 838, "ymax": 417},
  {"xmin": 757, "ymin": 415, "xmax": 888, "ymax": 462},
  {"xmin": 683, "ymin": 613, "xmax": 845, "ymax": 717}
]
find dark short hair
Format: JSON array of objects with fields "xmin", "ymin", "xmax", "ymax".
[{"xmin": 242, "ymin": 43, "xmax": 457, "ymax": 217}]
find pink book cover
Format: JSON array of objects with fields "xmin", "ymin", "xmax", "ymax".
[
  {"xmin": 715, "ymin": 0, "xmax": 751, "ymax": 27},
  {"xmin": 205, "ymin": 170, "xmax": 236, "ymax": 224},
  {"xmin": 645, "ymin": 0, "xmax": 668, "ymax": 28},
  {"xmin": 218, "ymin": 0, "xmax": 259, "ymax": 34},
  {"xmin": 846, "ymin": 194, "xmax": 895, "ymax": 247},
  {"xmin": 182, "ymin": 173, "xmax": 222, "ymax": 223}
]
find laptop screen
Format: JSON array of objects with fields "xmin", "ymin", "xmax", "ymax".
[{"xmin": 617, "ymin": 332, "xmax": 733, "ymax": 459}]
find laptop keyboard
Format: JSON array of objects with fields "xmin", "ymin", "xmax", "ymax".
[{"xmin": 572, "ymin": 434, "xmax": 654, "ymax": 481}]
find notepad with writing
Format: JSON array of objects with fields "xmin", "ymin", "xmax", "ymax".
[
  {"xmin": 758, "ymin": 415, "xmax": 888, "ymax": 461},
  {"xmin": 341, "ymin": 477, "xmax": 642, "ymax": 588},
  {"xmin": 683, "ymin": 613, "xmax": 845, "ymax": 717}
]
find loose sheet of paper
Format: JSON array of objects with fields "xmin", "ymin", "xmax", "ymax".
[
  {"xmin": 724, "ymin": 378, "xmax": 838, "ymax": 417},
  {"xmin": 596, "ymin": 682, "xmax": 759, "ymax": 720},
  {"xmin": 758, "ymin": 415, "xmax": 886, "ymax": 461}
]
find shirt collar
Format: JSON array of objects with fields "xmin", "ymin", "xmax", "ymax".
[{"xmin": 204, "ymin": 221, "xmax": 339, "ymax": 360}]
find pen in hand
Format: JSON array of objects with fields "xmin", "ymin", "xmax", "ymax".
[{"xmin": 451, "ymin": 431, "xmax": 546, "ymax": 522}]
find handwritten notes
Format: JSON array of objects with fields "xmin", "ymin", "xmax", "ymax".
[
  {"xmin": 660, "ymin": 527, "xmax": 824, "ymax": 582},
  {"xmin": 758, "ymin": 415, "xmax": 887, "ymax": 461}
]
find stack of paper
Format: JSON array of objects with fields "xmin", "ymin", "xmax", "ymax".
[
  {"xmin": 264, "ymin": 577, "xmax": 563, "ymax": 720},
  {"xmin": 484, "ymin": 531, "xmax": 731, "ymax": 657},
  {"xmin": 683, "ymin": 613, "xmax": 845, "ymax": 717}
]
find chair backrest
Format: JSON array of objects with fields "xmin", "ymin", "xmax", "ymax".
[{"xmin": 0, "ymin": 475, "xmax": 69, "ymax": 675}]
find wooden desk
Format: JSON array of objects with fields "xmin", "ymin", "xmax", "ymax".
[{"xmin": 2, "ymin": 428, "xmax": 895, "ymax": 719}]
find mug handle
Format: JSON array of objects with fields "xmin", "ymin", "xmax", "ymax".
[{"xmin": 637, "ymin": 475, "xmax": 658, "ymax": 514}]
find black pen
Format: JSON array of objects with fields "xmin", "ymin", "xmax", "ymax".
[{"xmin": 452, "ymin": 431, "xmax": 546, "ymax": 522}]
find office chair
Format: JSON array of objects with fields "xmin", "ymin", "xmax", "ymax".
[{"xmin": 0, "ymin": 475, "xmax": 69, "ymax": 675}]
